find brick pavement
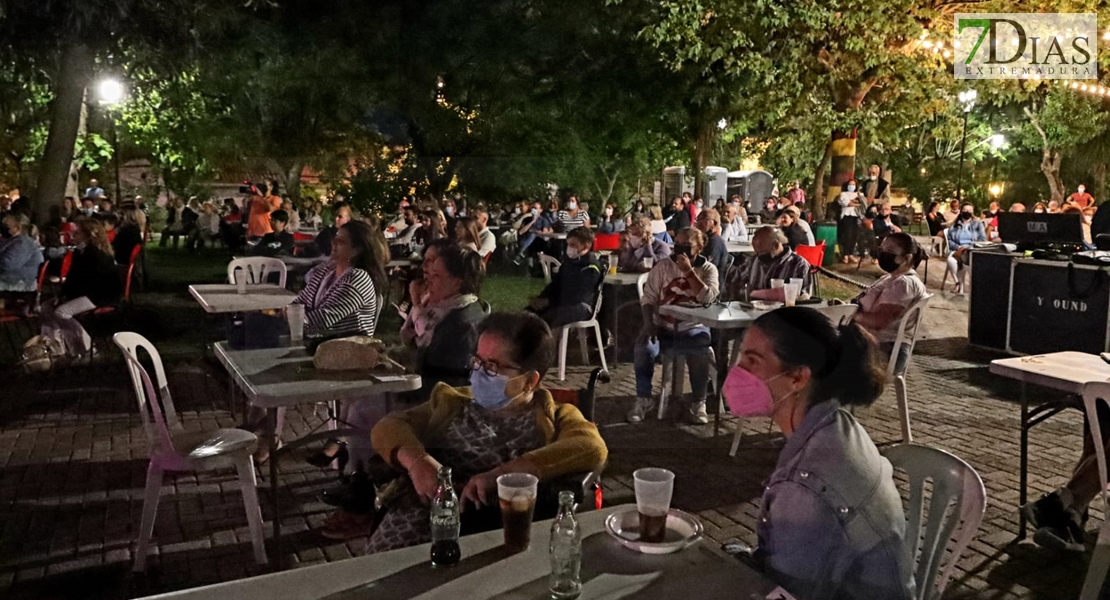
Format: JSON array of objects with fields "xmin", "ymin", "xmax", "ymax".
[{"xmin": 0, "ymin": 292, "xmax": 1102, "ymax": 599}]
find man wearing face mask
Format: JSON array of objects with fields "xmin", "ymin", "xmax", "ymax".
[
  {"xmin": 836, "ymin": 180, "xmax": 863, "ymax": 263},
  {"xmin": 945, "ymin": 202, "xmax": 986, "ymax": 295},
  {"xmin": 861, "ymin": 164, "xmax": 890, "ymax": 203},
  {"xmin": 729, "ymin": 227, "xmax": 812, "ymax": 303},
  {"xmin": 1068, "ymin": 184, "xmax": 1095, "ymax": 209},
  {"xmin": 617, "ymin": 216, "xmax": 671, "ymax": 272},
  {"xmin": 695, "ymin": 208, "xmax": 730, "ymax": 275},
  {"xmin": 628, "ymin": 227, "xmax": 720, "ymax": 424},
  {"xmin": 349, "ymin": 313, "xmax": 607, "ymax": 552},
  {"xmin": 527, "ymin": 227, "xmax": 603, "ymax": 327}
]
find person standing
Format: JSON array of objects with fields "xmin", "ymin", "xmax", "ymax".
[
  {"xmin": 84, "ymin": 179, "xmax": 105, "ymax": 199},
  {"xmin": 1068, "ymin": 184, "xmax": 1095, "ymax": 209},
  {"xmin": 861, "ymin": 165, "xmax": 890, "ymax": 204},
  {"xmin": 837, "ymin": 180, "xmax": 864, "ymax": 263},
  {"xmin": 247, "ymin": 182, "xmax": 282, "ymax": 239},
  {"xmin": 786, "ymin": 181, "xmax": 805, "ymax": 207}
]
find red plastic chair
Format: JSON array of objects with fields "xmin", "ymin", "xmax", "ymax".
[
  {"xmin": 794, "ymin": 241, "xmax": 826, "ymax": 297},
  {"xmin": 292, "ymin": 231, "xmax": 315, "ymax": 243},
  {"xmin": 107, "ymin": 229, "xmax": 117, "ymax": 243},
  {"xmin": 60, "ymin": 251, "xmax": 74, "ymax": 281},
  {"xmin": 593, "ymin": 233, "xmax": 620, "ymax": 252}
]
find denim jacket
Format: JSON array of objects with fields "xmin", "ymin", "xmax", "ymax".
[
  {"xmin": 946, "ymin": 219, "xmax": 986, "ymax": 251},
  {"xmin": 757, "ymin": 401, "xmax": 915, "ymax": 600}
]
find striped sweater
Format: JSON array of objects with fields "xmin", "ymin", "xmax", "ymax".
[{"xmin": 294, "ymin": 262, "xmax": 378, "ymax": 337}]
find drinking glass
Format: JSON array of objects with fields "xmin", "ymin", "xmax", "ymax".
[
  {"xmin": 497, "ymin": 473, "xmax": 538, "ymax": 552},
  {"xmin": 633, "ymin": 468, "xmax": 674, "ymax": 543},
  {"xmin": 783, "ymin": 282, "xmax": 801, "ymax": 307},
  {"xmin": 286, "ymin": 304, "xmax": 305, "ymax": 344}
]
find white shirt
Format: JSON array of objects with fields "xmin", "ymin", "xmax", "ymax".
[
  {"xmin": 477, "ymin": 227, "xmax": 496, "ymax": 258},
  {"xmin": 838, "ymin": 192, "xmax": 862, "ymax": 218},
  {"xmin": 797, "ymin": 219, "xmax": 815, "ymax": 245},
  {"xmin": 722, "ymin": 219, "xmax": 749, "ymax": 242},
  {"xmin": 858, "ymin": 270, "xmax": 927, "ymax": 344}
]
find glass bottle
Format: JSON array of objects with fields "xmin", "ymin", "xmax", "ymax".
[
  {"xmin": 549, "ymin": 491, "xmax": 582, "ymax": 599},
  {"xmin": 429, "ymin": 466, "xmax": 460, "ymax": 567}
]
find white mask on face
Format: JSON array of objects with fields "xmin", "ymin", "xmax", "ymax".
[
  {"xmin": 1079, "ymin": 187, "xmax": 1086, "ymax": 194},
  {"xmin": 513, "ymin": 207, "xmax": 521, "ymax": 215},
  {"xmin": 605, "ymin": 207, "xmax": 613, "ymax": 216},
  {"xmin": 696, "ymin": 201, "xmax": 703, "ymax": 208},
  {"xmin": 565, "ymin": 245, "xmax": 581, "ymax": 259},
  {"xmin": 567, "ymin": 201, "xmax": 577, "ymax": 210},
  {"xmin": 1085, "ymin": 216, "xmax": 1094, "ymax": 224}
]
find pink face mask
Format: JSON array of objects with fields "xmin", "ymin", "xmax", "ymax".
[{"xmin": 724, "ymin": 366, "xmax": 787, "ymax": 417}]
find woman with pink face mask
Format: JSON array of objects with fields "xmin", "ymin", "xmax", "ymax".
[{"xmin": 723, "ymin": 307, "xmax": 914, "ymax": 600}]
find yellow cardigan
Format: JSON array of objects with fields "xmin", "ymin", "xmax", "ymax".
[{"xmin": 372, "ymin": 382, "xmax": 608, "ymax": 479}]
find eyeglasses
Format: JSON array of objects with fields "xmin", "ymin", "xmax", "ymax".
[{"xmin": 469, "ymin": 355, "xmax": 522, "ymax": 377}]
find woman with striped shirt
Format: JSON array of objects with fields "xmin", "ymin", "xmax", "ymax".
[
  {"xmin": 294, "ymin": 220, "xmax": 386, "ymax": 337},
  {"xmin": 255, "ymin": 220, "xmax": 387, "ymax": 464}
]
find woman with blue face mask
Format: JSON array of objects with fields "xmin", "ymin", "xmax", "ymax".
[
  {"xmin": 723, "ymin": 307, "xmax": 914, "ymax": 600},
  {"xmin": 348, "ymin": 312, "xmax": 607, "ymax": 553}
]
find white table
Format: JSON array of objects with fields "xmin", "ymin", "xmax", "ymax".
[
  {"xmin": 214, "ymin": 341, "xmax": 422, "ymax": 554},
  {"xmin": 536, "ymin": 231, "xmax": 568, "ymax": 240},
  {"xmin": 990, "ymin": 352, "xmax": 1110, "ymax": 538},
  {"xmin": 136, "ymin": 504, "xmax": 778, "ymax": 600},
  {"xmin": 188, "ymin": 284, "xmax": 296, "ymax": 314},
  {"xmin": 725, "ymin": 241, "xmax": 754, "ymax": 255}
]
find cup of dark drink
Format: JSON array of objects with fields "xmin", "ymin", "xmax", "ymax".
[
  {"xmin": 496, "ymin": 473, "xmax": 538, "ymax": 552},
  {"xmin": 633, "ymin": 468, "xmax": 675, "ymax": 544}
]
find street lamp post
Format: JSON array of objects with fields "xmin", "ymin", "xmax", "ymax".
[
  {"xmin": 96, "ymin": 78, "xmax": 126, "ymax": 201},
  {"xmin": 955, "ymin": 89, "xmax": 977, "ymax": 203}
]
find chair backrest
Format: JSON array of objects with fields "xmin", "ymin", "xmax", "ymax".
[
  {"xmin": 636, "ymin": 272, "xmax": 649, "ymax": 299},
  {"xmin": 593, "ymin": 233, "xmax": 621, "ymax": 252},
  {"xmin": 539, "ymin": 255, "xmax": 561, "ymax": 284},
  {"xmin": 932, "ymin": 231, "xmax": 948, "ymax": 257},
  {"xmin": 480, "ymin": 300, "xmax": 492, "ymax": 316},
  {"xmin": 883, "ymin": 444, "xmax": 986, "ymax": 600},
  {"xmin": 113, "ymin": 332, "xmax": 180, "ymax": 454},
  {"xmin": 60, "ymin": 251, "xmax": 74, "ymax": 280},
  {"xmin": 227, "ymin": 257, "xmax": 288, "ymax": 288},
  {"xmin": 589, "ymin": 277, "xmax": 606, "ymax": 320},
  {"xmin": 815, "ymin": 303, "xmax": 859, "ymax": 327},
  {"xmin": 1082, "ymin": 381, "xmax": 1110, "ymax": 581},
  {"xmin": 124, "ymin": 245, "xmax": 143, "ymax": 302},
  {"xmin": 722, "ymin": 252, "xmax": 736, "ymax": 275},
  {"xmin": 795, "ymin": 240, "xmax": 826, "ymax": 271},
  {"xmin": 886, "ymin": 293, "xmax": 932, "ymax": 380}
]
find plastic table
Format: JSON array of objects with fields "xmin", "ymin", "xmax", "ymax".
[{"xmin": 188, "ymin": 284, "xmax": 296, "ymax": 314}]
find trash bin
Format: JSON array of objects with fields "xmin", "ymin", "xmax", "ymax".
[{"xmin": 813, "ymin": 221, "xmax": 837, "ymax": 267}]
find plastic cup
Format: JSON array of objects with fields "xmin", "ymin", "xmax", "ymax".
[
  {"xmin": 633, "ymin": 468, "xmax": 674, "ymax": 543},
  {"xmin": 770, "ymin": 278, "xmax": 785, "ymax": 289},
  {"xmin": 286, "ymin": 304, "xmax": 305, "ymax": 344},
  {"xmin": 783, "ymin": 282, "xmax": 801, "ymax": 307},
  {"xmin": 496, "ymin": 473, "xmax": 538, "ymax": 552},
  {"xmin": 642, "ymin": 257, "xmax": 654, "ymax": 270},
  {"xmin": 236, "ymin": 271, "xmax": 247, "ymax": 295}
]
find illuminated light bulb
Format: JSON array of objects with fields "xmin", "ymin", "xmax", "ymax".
[
  {"xmin": 1104, "ymin": 31, "xmax": 1110, "ymax": 40},
  {"xmin": 1081, "ymin": 84, "xmax": 1089, "ymax": 91},
  {"xmin": 943, "ymin": 50, "xmax": 951, "ymax": 58},
  {"xmin": 922, "ymin": 40, "xmax": 933, "ymax": 48},
  {"xmin": 954, "ymin": 40, "xmax": 961, "ymax": 49}
]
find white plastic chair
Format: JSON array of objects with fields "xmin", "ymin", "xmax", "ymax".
[
  {"xmin": 539, "ymin": 255, "xmax": 561, "ymax": 284},
  {"xmin": 1079, "ymin": 382, "xmax": 1110, "ymax": 600},
  {"xmin": 554, "ymin": 281, "xmax": 608, "ymax": 380},
  {"xmin": 883, "ymin": 444, "xmax": 986, "ymax": 600},
  {"xmin": 113, "ymin": 332, "xmax": 266, "ymax": 571},
  {"xmin": 228, "ymin": 257, "xmax": 287, "ymax": 288},
  {"xmin": 728, "ymin": 303, "xmax": 861, "ymax": 457},
  {"xmin": 887, "ymin": 294, "xmax": 932, "ymax": 443},
  {"xmin": 658, "ymin": 346, "xmax": 717, "ymax": 421}
]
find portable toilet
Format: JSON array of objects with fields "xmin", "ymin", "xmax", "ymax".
[
  {"xmin": 703, "ymin": 167, "xmax": 728, "ymax": 203},
  {"xmin": 727, "ymin": 170, "xmax": 774, "ymax": 211},
  {"xmin": 662, "ymin": 167, "xmax": 694, "ymax": 203}
]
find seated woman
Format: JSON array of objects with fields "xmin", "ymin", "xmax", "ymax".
[
  {"xmin": 727, "ymin": 307, "xmax": 914, "ymax": 600},
  {"xmin": 597, "ymin": 203, "xmax": 626, "ymax": 234},
  {"xmin": 776, "ymin": 206, "xmax": 810, "ymax": 250},
  {"xmin": 401, "ymin": 240, "xmax": 487, "ymax": 396},
  {"xmin": 323, "ymin": 312, "xmax": 608, "ymax": 546},
  {"xmin": 647, "ymin": 205, "xmax": 672, "ymax": 244},
  {"xmin": 945, "ymin": 202, "xmax": 986, "ymax": 295},
  {"xmin": 527, "ymin": 227, "xmax": 603, "ymax": 327},
  {"xmin": 0, "ymin": 212, "xmax": 44, "ymax": 294},
  {"xmin": 251, "ymin": 220, "xmax": 388, "ymax": 462},
  {"xmin": 112, "ymin": 205, "xmax": 145, "ymax": 266},
  {"xmin": 40, "ymin": 218, "xmax": 123, "ymax": 356},
  {"xmin": 850, "ymin": 233, "xmax": 927, "ymax": 374},
  {"xmin": 454, "ymin": 216, "xmax": 483, "ymax": 253}
]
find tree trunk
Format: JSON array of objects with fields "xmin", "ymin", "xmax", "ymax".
[
  {"xmin": 283, "ymin": 161, "xmax": 304, "ymax": 202},
  {"xmin": 692, "ymin": 120, "xmax": 715, "ymax": 200},
  {"xmin": 65, "ymin": 93, "xmax": 89, "ymax": 201},
  {"xmin": 812, "ymin": 140, "xmax": 834, "ymax": 220},
  {"xmin": 1041, "ymin": 148, "xmax": 1064, "ymax": 205},
  {"xmin": 34, "ymin": 43, "xmax": 93, "ymax": 223}
]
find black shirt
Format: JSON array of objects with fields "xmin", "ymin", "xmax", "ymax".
[
  {"xmin": 665, "ymin": 207, "xmax": 691, "ymax": 232},
  {"xmin": 252, "ymin": 231, "xmax": 295, "ymax": 257},
  {"xmin": 539, "ymin": 253, "xmax": 603, "ymax": 310},
  {"xmin": 701, "ymin": 232, "xmax": 730, "ymax": 275},
  {"xmin": 112, "ymin": 225, "xmax": 143, "ymax": 265},
  {"xmin": 314, "ymin": 227, "xmax": 337, "ymax": 256},
  {"xmin": 63, "ymin": 246, "xmax": 123, "ymax": 307}
]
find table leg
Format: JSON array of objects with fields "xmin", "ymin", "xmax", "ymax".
[
  {"xmin": 269, "ymin": 410, "xmax": 282, "ymax": 567},
  {"xmin": 611, "ymin": 286, "xmax": 620, "ymax": 365},
  {"xmin": 713, "ymin": 331, "xmax": 728, "ymax": 436},
  {"xmin": 1019, "ymin": 381, "xmax": 1029, "ymax": 540}
]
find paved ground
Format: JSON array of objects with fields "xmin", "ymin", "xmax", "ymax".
[{"xmin": 0, "ymin": 273, "xmax": 1102, "ymax": 600}]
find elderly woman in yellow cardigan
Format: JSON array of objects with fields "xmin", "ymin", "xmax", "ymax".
[{"xmin": 320, "ymin": 311, "xmax": 608, "ymax": 546}]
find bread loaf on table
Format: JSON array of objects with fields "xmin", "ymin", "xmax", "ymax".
[{"xmin": 313, "ymin": 337, "xmax": 384, "ymax": 371}]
